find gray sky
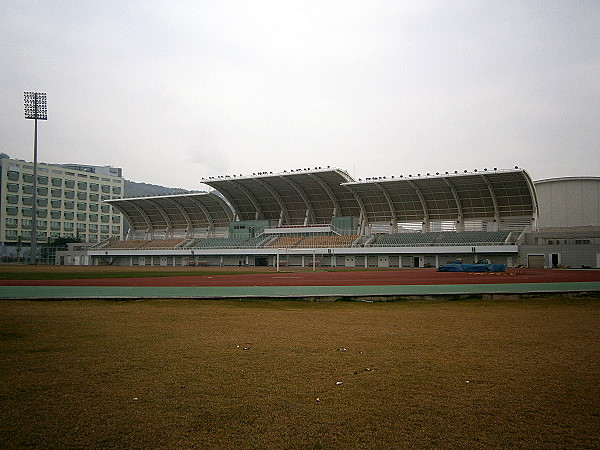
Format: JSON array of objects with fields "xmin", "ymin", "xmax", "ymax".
[{"xmin": 1, "ymin": 1, "xmax": 598, "ymax": 190}]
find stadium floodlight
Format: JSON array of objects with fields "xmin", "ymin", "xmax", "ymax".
[{"xmin": 24, "ymin": 92, "xmax": 48, "ymax": 265}]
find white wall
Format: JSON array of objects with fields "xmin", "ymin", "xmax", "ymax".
[{"xmin": 535, "ymin": 178, "xmax": 600, "ymax": 228}]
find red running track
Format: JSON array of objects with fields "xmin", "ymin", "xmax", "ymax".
[{"xmin": 3, "ymin": 268, "xmax": 600, "ymax": 287}]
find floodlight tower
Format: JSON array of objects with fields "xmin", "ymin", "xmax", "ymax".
[{"xmin": 24, "ymin": 92, "xmax": 47, "ymax": 264}]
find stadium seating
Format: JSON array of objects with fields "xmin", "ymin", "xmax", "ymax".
[
  {"xmin": 189, "ymin": 237, "xmax": 248, "ymax": 248},
  {"xmin": 297, "ymin": 235, "xmax": 359, "ymax": 248},
  {"xmin": 139, "ymin": 239, "xmax": 186, "ymax": 249},
  {"xmin": 372, "ymin": 231, "xmax": 511, "ymax": 247},
  {"xmin": 268, "ymin": 236, "xmax": 305, "ymax": 248},
  {"xmin": 105, "ymin": 240, "xmax": 148, "ymax": 250}
]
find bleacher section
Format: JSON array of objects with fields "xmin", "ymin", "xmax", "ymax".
[
  {"xmin": 104, "ymin": 240, "xmax": 149, "ymax": 250},
  {"xmin": 240, "ymin": 236, "xmax": 274, "ymax": 248},
  {"xmin": 372, "ymin": 231, "xmax": 511, "ymax": 247},
  {"xmin": 189, "ymin": 238, "xmax": 247, "ymax": 248},
  {"xmin": 268, "ymin": 236, "xmax": 305, "ymax": 248},
  {"xmin": 139, "ymin": 239, "xmax": 186, "ymax": 249},
  {"xmin": 101, "ymin": 231, "xmax": 512, "ymax": 252},
  {"xmin": 296, "ymin": 235, "xmax": 359, "ymax": 248}
]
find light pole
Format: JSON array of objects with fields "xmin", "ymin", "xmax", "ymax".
[{"xmin": 24, "ymin": 92, "xmax": 47, "ymax": 264}]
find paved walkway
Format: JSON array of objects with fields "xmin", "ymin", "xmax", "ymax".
[{"xmin": 1, "ymin": 281, "xmax": 599, "ymax": 300}]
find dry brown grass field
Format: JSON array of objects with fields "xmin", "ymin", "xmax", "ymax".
[{"xmin": 1, "ymin": 297, "xmax": 599, "ymax": 449}]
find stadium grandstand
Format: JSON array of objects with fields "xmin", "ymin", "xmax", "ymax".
[{"xmin": 83, "ymin": 166, "xmax": 600, "ymax": 269}]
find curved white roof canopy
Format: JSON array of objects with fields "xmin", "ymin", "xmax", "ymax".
[{"xmin": 106, "ymin": 192, "xmax": 234, "ymax": 237}]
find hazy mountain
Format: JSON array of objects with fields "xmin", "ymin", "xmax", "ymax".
[
  {"xmin": 1, "ymin": 153, "xmax": 202, "ymax": 198},
  {"xmin": 124, "ymin": 180, "xmax": 203, "ymax": 198}
]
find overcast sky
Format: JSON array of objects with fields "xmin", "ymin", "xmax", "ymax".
[{"xmin": 1, "ymin": 1, "xmax": 598, "ymax": 190}]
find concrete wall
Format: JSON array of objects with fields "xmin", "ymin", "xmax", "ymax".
[{"xmin": 535, "ymin": 178, "xmax": 600, "ymax": 228}]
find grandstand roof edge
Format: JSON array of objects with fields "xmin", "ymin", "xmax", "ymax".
[
  {"xmin": 106, "ymin": 192, "xmax": 215, "ymax": 202},
  {"xmin": 534, "ymin": 176, "xmax": 600, "ymax": 184},
  {"xmin": 341, "ymin": 168, "xmax": 529, "ymax": 185},
  {"xmin": 200, "ymin": 167, "xmax": 355, "ymax": 183}
]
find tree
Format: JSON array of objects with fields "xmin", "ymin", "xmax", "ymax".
[{"xmin": 46, "ymin": 236, "xmax": 83, "ymax": 250}]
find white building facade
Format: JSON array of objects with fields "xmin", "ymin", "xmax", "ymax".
[{"xmin": 0, "ymin": 157, "xmax": 125, "ymax": 258}]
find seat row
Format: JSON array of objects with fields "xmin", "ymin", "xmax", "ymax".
[{"xmin": 102, "ymin": 231, "xmax": 510, "ymax": 250}]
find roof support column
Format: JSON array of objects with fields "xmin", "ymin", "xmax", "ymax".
[
  {"xmin": 280, "ymin": 176, "xmax": 315, "ymax": 225},
  {"xmin": 126, "ymin": 202, "xmax": 154, "ymax": 239},
  {"xmin": 344, "ymin": 185, "xmax": 367, "ymax": 235},
  {"xmin": 254, "ymin": 178, "xmax": 290, "ymax": 225},
  {"xmin": 307, "ymin": 174, "xmax": 342, "ymax": 219},
  {"xmin": 187, "ymin": 197, "xmax": 217, "ymax": 238},
  {"xmin": 443, "ymin": 177, "xmax": 465, "ymax": 232},
  {"xmin": 480, "ymin": 175, "xmax": 500, "ymax": 231},
  {"xmin": 407, "ymin": 180, "xmax": 429, "ymax": 232},
  {"xmin": 225, "ymin": 181, "xmax": 265, "ymax": 220},
  {"xmin": 144, "ymin": 199, "xmax": 174, "ymax": 239},
  {"xmin": 163, "ymin": 198, "xmax": 194, "ymax": 239},
  {"xmin": 375, "ymin": 183, "xmax": 398, "ymax": 233}
]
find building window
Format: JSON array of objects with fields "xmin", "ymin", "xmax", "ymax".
[
  {"xmin": 112, "ymin": 216, "xmax": 121, "ymax": 223},
  {"xmin": 38, "ymin": 176, "xmax": 48, "ymax": 185},
  {"xmin": 90, "ymin": 183, "xmax": 99, "ymax": 191},
  {"xmin": 51, "ymin": 199, "xmax": 62, "ymax": 208},
  {"xmin": 51, "ymin": 211, "xmax": 61, "ymax": 219},
  {"xmin": 22, "ymin": 185, "xmax": 33, "ymax": 194},
  {"xmin": 77, "ymin": 202, "xmax": 86, "ymax": 211},
  {"xmin": 51, "ymin": 178, "xmax": 62, "ymax": 186},
  {"xmin": 23, "ymin": 173, "xmax": 34, "ymax": 183},
  {"xmin": 112, "ymin": 225, "xmax": 120, "ymax": 234},
  {"xmin": 77, "ymin": 213, "xmax": 87, "ymax": 221},
  {"xmin": 7, "ymin": 183, "xmax": 19, "ymax": 193},
  {"xmin": 65, "ymin": 190, "xmax": 75, "ymax": 199},
  {"xmin": 101, "ymin": 215, "xmax": 110, "ymax": 223},
  {"xmin": 77, "ymin": 192, "xmax": 87, "ymax": 200},
  {"xmin": 37, "ymin": 210, "xmax": 48, "ymax": 219},
  {"xmin": 37, "ymin": 198, "xmax": 48, "ymax": 207},
  {"xmin": 64, "ymin": 201, "xmax": 75, "ymax": 209},
  {"xmin": 77, "ymin": 181, "xmax": 87, "ymax": 190},
  {"xmin": 51, "ymin": 188, "xmax": 62, "ymax": 197},
  {"xmin": 22, "ymin": 197, "xmax": 33, "ymax": 206},
  {"xmin": 50, "ymin": 221, "xmax": 61, "ymax": 230},
  {"xmin": 6, "ymin": 195, "xmax": 19, "ymax": 204},
  {"xmin": 7, "ymin": 171, "xmax": 19, "ymax": 181},
  {"xmin": 5, "ymin": 230, "xmax": 18, "ymax": 239},
  {"xmin": 89, "ymin": 203, "xmax": 99, "ymax": 212},
  {"xmin": 77, "ymin": 223, "xmax": 86, "ymax": 231},
  {"xmin": 6, "ymin": 218, "xmax": 18, "ymax": 228},
  {"xmin": 64, "ymin": 212, "xmax": 74, "ymax": 220},
  {"xmin": 112, "ymin": 186, "xmax": 121, "ymax": 194},
  {"xmin": 89, "ymin": 214, "xmax": 98, "ymax": 222},
  {"xmin": 65, "ymin": 180, "xmax": 75, "ymax": 188},
  {"xmin": 6, "ymin": 207, "xmax": 18, "ymax": 216},
  {"xmin": 37, "ymin": 187, "xmax": 48, "ymax": 196}
]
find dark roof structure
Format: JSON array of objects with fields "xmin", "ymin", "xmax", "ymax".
[
  {"xmin": 203, "ymin": 169, "xmax": 359, "ymax": 224},
  {"xmin": 344, "ymin": 170, "xmax": 537, "ymax": 226},
  {"xmin": 107, "ymin": 168, "xmax": 538, "ymax": 236},
  {"xmin": 106, "ymin": 193, "xmax": 233, "ymax": 235}
]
